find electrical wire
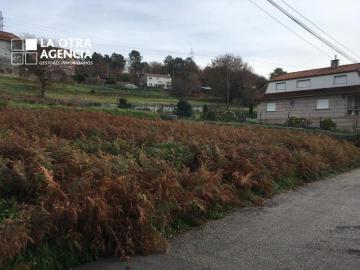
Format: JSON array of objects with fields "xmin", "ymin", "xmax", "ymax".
[
  {"xmin": 248, "ymin": 0, "xmax": 331, "ymax": 59},
  {"xmin": 279, "ymin": 0, "xmax": 360, "ymax": 60},
  {"xmin": 266, "ymin": 0, "xmax": 359, "ymax": 63}
]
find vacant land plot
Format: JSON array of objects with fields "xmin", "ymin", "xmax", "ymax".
[
  {"xmin": 0, "ymin": 108, "xmax": 359, "ymax": 269},
  {"xmin": 0, "ymin": 75, "xmax": 221, "ymax": 107}
]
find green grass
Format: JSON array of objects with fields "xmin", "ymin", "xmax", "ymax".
[
  {"xmin": 0, "ymin": 75, "xmax": 223, "ymax": 106},
  {"xmin": 4, "ymin": 239, "xmax": 100, "ymax": 270},
  {"xmin": 6, "ymin": 100, "xmax": 160, "ymax": 120},
  {"xmin": 0, "ymin": 198, "xmax": 18, "ymax": 223}
]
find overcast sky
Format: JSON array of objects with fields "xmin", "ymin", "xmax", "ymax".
[{"xmin": 2, "ymin": 0, "xmax": 360, "ymax": 78}]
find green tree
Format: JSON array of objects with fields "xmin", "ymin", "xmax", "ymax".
[
  {"xmin": 176, "ymin": 100, "xmax": 193, "ymax": 118},
  {"xmin": 202, "ymin": 54, "xmax": 261, "ymax": 106},
  {"xmin": 128, "ymin": 50, "xmax": 143, "ymax": 73},
  {"xmin": 21, "ymin": 45, "xmax": 68, "ymax": 98},
  {"xmin": 164, "ymin": 56, "xmax": 201, "ymax": 97},
  {"xmin": 270, "ymin": 67, "xmax": 287, "ymax": 79}
]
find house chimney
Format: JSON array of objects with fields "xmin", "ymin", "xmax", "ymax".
[{"xmin": 331, "ymin": 55, "xmax": 340, "ymax": 69}]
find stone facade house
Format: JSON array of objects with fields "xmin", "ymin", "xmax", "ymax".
[{"xmin": 257, "ymin": 60, "xmax": 360, "ymax": 132}]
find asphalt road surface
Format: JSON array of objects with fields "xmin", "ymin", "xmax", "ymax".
[{"xmin": 76, "ymin": 169, "xmax": 360, "ymax": 270}]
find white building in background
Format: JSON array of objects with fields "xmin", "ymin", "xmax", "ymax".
[{"xmin": 140, "ymin": 73, "xmax": 172, "ymax": 90}]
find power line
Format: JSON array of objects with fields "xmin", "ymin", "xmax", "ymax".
[
  {"xmin": 266, "ymin": 0, "xmax": 359, "ymax": 63},
  {"xmin": 248, "ymin": 0, "xmax": 331, "ymax": 59},
  {"xmin": 279, "ymin": 0, "xmax": 360, "ymax": 60}
]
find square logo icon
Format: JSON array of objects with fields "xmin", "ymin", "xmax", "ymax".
[
  {"xmin": 11, "ymin": 52, "xmax": 24, "ymax": 65},
  {"xmin": 25, "ymin": 39, "xmax": 38, "ymax": 51},
  {"xmin": 11, "ymin": 39, "xmax": 24, "ymax": 52},
  {"xmin": 25, "ymin": 52, "xmax": 38, "ymax": 65}
]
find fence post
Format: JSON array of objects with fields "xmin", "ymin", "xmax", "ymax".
[{"xmin": 356, "ymin": 118, "xmax": 358, "ymax": 135}]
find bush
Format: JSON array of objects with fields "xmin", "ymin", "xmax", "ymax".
[
  {"xmin": 247, "ymin": 104, "xmax": 257, "ymax": 119},
  {"xmin": 105, "ymin": 78, "xmax": 117, "ymax": 84},
  {"xmin": 118, "ymin": 98, "xmax": 132, "ymax": 109},
  {"xmin": 201, "ymin": 104, "xmax": 216, "ymax": 121},
  {"xmin": 74, "ymin": 74, "xmax": 87, "ymax": 83},
  {"xmin": 216, "ymin": 110, "xmax": 246, "ymax": 122},
  {"xmin": 0, "ymin": 109, "xmax": 359, "ymax": 269},
  {"xmin": 320, "ymin": 118, "xmax": 336, "ymax": 131},
  {"xmin": 176, "ymin": 100, "xmax": 192, "ymax": 118},
  {"xmin": 285, "ymin": 116, "xmax": 311, "ymax": 128}
]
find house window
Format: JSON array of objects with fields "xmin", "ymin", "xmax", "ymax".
[
  {"xmin": 334, "ymin": 75, "xmax": 347, "ymax": 85},
  {"xmin": 296, "ymin": 79, "xmax": 311, "ymax": 88},
  {"xmin": 317, "ymin": 99, "xmax": 329, "ymax": 110},
  {"xmin": 276, "ymin": 82, "xmax": 286, "ymax": 91},
  {"xmin": 266, "ymin": 103, "xmax": 277, "ymax": 112},
  {"xmin": 290, "ymin": 100, "xmax": 295, "ymax": 107}
]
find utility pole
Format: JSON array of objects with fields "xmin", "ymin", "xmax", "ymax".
[
  {"xmin": 0, "ymin": 11, "xmax": 4, "ymax": 31},
  {"xmin": 226, "ymin": 64, "xmax": 230, "ymax": 108},
  {"xmin": 190, "ymin": 48, "xmax": 194, "ymax": 60}
]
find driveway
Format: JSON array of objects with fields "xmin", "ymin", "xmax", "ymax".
[{"xmin": 75, "ymin": 169, "xmax": 360, "ymax": 270}]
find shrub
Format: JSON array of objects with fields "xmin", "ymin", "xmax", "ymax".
[
  {"xmin": 176, "ymin": 100, "xmax": 192, "ymax": 118},
  {"xmin": 0, "ymin": 109, "xmax": 359, "ymax": 269},
  {"xmin": 201, "ymin": 104, "xmax": 216, "ymax": 121},
  {"xmin": 105, "ymin": 78, "xmax": 117, "ymax": 84},
  {"xmin": 118, "ymin": 98, "xmax": 132, "ymax": 109},
  {"xmin": 74, "ymin": 74, "xmax": 87, "ymax": 83},
  {"xmin": 320, "ymin": 118, "xmax": 336, "ymax": 131},
  {"xmin": 285, "ymin": 116, "xmax": 311, "ymax": 128},
  {"xmin": 216, "ymin": 110, "xmax": 246, "ymax": 122},
  {"xmin": 248, "ymin": 104, "xmax": 257, "ymax": 119}
]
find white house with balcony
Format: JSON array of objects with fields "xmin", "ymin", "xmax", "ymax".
[
  {"xmin": 257, "ymin": 59, "xmax": 360, "ymax": 132},
  {"xmin": 139, "ymin": 73, "xmax": 172, "ymax": 90}
]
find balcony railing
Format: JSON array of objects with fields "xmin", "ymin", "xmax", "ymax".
[{"xmin": 348, "ymin": 106, "xmax": 360, "ymax": 116}]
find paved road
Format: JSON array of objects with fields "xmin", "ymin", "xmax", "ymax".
[{"xmin": 76, "ymin": 169, "xmax": 360, "ymax": 270}]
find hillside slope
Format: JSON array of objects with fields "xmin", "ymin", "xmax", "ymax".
[{"xmin": 0, "ymin": 109, "xmax": 359, "ymax": 269}]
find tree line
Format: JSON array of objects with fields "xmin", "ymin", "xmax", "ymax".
[
  {"xmin": 74, "ymin": 50, "xmax": 269, "ymax": 106},
  {"xmin": 20, "ymin": 45, "xmax": 280, "ymax": 106}
]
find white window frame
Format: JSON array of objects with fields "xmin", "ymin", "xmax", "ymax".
[
  {"xmin": 266, "ymin": 103, "xmax": 277, "ymax": 112},
  {"xmin": 334, "ymin": 75, "xmax": 347, "ymax": 85},
  {"xmin": 316, "ymin": 99, "xmax": 329, "ymax": 110},
  {"xmin": 296, "ymin": 79, "xmax": 311, "ymax": 89},
  {"xmin": 276, "ymin": 82, "xmax": 286, "ymax": 91}
]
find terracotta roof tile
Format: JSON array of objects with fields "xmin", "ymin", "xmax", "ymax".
[
  {"xmin": 0, "ymin": 31, "xmax": 19, "ymax": 42},
  {"xmin": 271, "ymin": 63, "xmax": 360, "ymax": 81},
  {"xmin": 143, "ymin": 73, "xmax": 171, "ymax": 78}
]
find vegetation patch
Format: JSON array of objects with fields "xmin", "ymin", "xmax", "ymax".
[{"xmin": 0, "ymin": 108, "xmax": 359, "ymax": 269}]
